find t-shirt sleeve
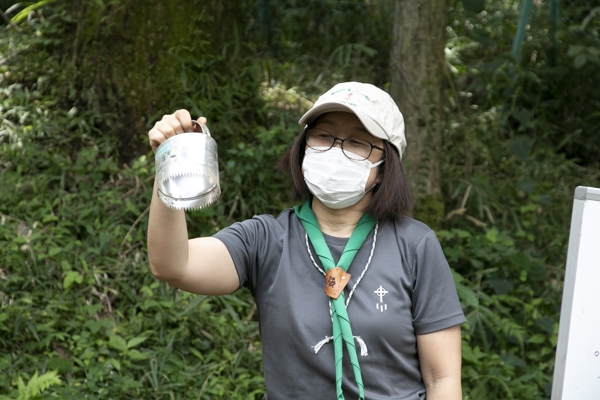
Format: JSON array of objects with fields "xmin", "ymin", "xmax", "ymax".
[
  {"xmin": 411, "ymin": 230, "xmax": 466, "ymax": 335},
  {"xmin": 212, "ymin": 215, "xmax": 277, "ymax": 293}
]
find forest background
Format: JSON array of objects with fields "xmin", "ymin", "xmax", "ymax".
[{"xmin": 0, "ymin": 0, "xmax": 599, "ymax": 399}]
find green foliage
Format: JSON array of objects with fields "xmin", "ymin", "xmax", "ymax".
[
  {"xmin": 0, "ymin": 1, "xmax": 267, "ymax": 398},
  {"xmin": 10, "ymin": 1, "xmax": 56, "ymax": 24},
  {"xmin": 247, "ymin": 0, "xmax": 395, "ymax": 92},
  {"xmin": 443, "ymin": 0, "xmax": 600, "ymax": 397},
  {"xmin": 441, "ymin": 226, "xmax": 558, "ymax": 398},
  {"xmin": 447, "ymin": 0, "xmax": 600, "ymax": 165},
  {"xmin": 1, "ymin": 0, "xmax": 599, "ymax": 398},
  {"xmin": 0, "ymin": 110, "xmax": 263, "ymax": 397},
  {"xmin": 413, "ymin": 192, "xmax": 445, "ymax": 231},
  {"xmin": 0, "ymin": 120, "xmax": 265, "ymax": 399},
  {"xmin": 0, "ymin": 370, "xmax": 62, "ymax": 400}
]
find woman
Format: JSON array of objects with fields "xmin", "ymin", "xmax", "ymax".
[{"xmin": 147, "ymin": 82, "xmax": 465, "ymax": 399}]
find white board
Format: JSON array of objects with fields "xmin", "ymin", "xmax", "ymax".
[{"xmin": 552, "ymin": 186, "xmax": 600, "ymax": 399}]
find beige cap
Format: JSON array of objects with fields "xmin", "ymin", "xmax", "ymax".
[{"xmin": 298, "ymin": 82, "xmax": 406, "ymax": 159}]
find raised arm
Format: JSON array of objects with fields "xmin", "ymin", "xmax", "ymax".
[{"xmin": 147, "ymin": 110, "xmax": 239, "ymax": 295}]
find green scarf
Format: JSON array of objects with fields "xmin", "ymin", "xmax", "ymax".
[{"xmin": 294, "ymin": 199, "xmax": 377, "ymax": 400}]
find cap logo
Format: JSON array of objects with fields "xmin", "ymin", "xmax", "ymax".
[{"xmin": 330, "ymin": 89, "xmax": 347, "ymax": 96}]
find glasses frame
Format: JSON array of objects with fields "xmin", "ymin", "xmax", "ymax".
[{"xmin": 305, "ymin": 128, "xmax": 385, "ymax": 161}]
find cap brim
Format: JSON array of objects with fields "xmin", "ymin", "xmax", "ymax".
[{"xmin": 299, "ymin": 103, "xmax": 388, "ymax": 143}]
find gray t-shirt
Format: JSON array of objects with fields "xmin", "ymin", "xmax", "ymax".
[{"xmin": 213, "ymin": 208, "xmax": 465, "ymax": 400}]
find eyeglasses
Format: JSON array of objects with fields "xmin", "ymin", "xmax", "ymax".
[{"xmin": 306, "ymin": 128, "xmax": 385, "ymax": 161}]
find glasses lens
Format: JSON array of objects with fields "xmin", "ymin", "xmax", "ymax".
[
  {"xmin": 307, "ymin": 129, "xmax": 334, "ymax": 150},
  {"xmin": 342, "ymin": 138, "xmax": 371, "ymax": 160}
]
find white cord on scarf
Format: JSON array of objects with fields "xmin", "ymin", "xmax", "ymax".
[
  {"xmin": 305, "ymin": 222, "xmax": 378, "ymax": 357},
  {"xmin": 312, "ymin": 335, "xmax": 369, "ymax": 356}
]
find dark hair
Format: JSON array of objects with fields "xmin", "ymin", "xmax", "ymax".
[{"xmin": 277, "ymin": 128, "xmax": 412, "ymax": 221}]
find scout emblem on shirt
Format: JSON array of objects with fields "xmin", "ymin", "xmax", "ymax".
[{"xmin": 375, "ymin": 285, "xmax": 388, "ymax": 312}]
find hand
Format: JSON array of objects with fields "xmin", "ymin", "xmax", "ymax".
[{"xmin": 148, "ymin": 109, "xmax": 207, "ymax": 152}]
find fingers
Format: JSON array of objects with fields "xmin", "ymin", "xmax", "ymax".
[
  {"xmin": 148, "ymin": 122, "xmax": 170, "ymax": 153},
  {"xmin": 148, "ymin": 110, "xmax": 208, "ymax": 152},
  {"xmin": 191, "ymin": 116, "xmax": 208, "ymax": 132},
  {"xmin": 174, "ymin": 109, "xmax": 194, "ymax": 132}
]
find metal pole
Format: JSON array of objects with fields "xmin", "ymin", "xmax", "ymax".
[{"xmin": 511, "ymin": 0, "xmax": 534, "ymax": 63}]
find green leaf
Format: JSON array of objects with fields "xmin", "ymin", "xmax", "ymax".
[
  {"xmin": 108, "ymin": 335, "xmax": 127, "ymax": 352},
  {"xmin": 528, "ymin": 333, "xmax": 547, "ymax": 344},
  {"xmin": 456, "ymin": 282, "xmax": 479, "ymax": 308},
  {"xmin": 17, "ymin": 375, "xmax": 26, "ymax": 393},
  {"xmin": 502, "ymin": 353, "xmax": 527, "ymax": 368},
  {"xmin": 189, "ymin": 347, "xmax": 204, "ymax": 360},
  {"xmin": 22, "ymin": 370, "xmax": 61, "ymax": 396},
  {"xmin": 126, "ymin": 349, "xmax": 148, "ymax": 360},
  {"xmin": 461, "ymin": 343, "xmax": 485, "ymax": 363},
  {"xmin": 126, "ymin": 336, "xmax": 148, "ymax": 349},
  {"xmin": 509, "ymin": 251, "xmax": 529, "ymax": 267},
  {"xmin": 105, "ymin": 358, "xmax": 121, "ymax": 371},
  {"xmin": 519, "ymin": 204, "xmax": 538, "ymax": 213},
  {"xmin": 42, "ymin": 214, "xmax": 59, "ymax": 223},
  {"xmin": 60, "ymin": 260, "xmax": 72, "ymax": 272},
  {"xmin": 568, "ymin": 45, "xmax": 585, "ymax": 56},
  {"xmin": 527, "ymin": 263, "xmax": 549, "ymax": 281},
  {"xmin": 488, "ymin": 278, "xmax": 513, "ymax": 295},
  {"xmin": 485, "ymin": 228, "xmax": 499, "ymax": 243},
  {"xmin": 125, "ymin": 200, "xmax": 141, "ymax": 216},
  {"xmin": 79, "ymin": 256, "xmax": 89, "ymax": 272},
  {"xmin": 63, "ymin": 271, "xmax": 82, "ymax": 290},
  {"xmin": 11, "ymin": 0, "xmax": 56, "ymax": 23},
  {"xmin": 457, "ymin": 229, "xmax": 471, "ymax": 239}
]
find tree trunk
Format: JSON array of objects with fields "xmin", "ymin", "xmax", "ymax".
[
  {"xmin": 390, "ymin": 0, "xmax": 447, "ymax": 228},
  {"xmin": 63, "ymin": 0, "xmax": 257, "ymax": 162}
]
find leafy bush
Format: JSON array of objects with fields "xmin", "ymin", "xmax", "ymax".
[
  {"xmin": 442, "ymin": 1, "xmax": 600, "ymax": 397},
  {"xmin": 0, "ymin": 2, "xmax": 269, "ymax": 398},
  {"xmin": 1, "ymin": 0, "xmax": 600, "ymax": 399},
  {"xmin": 0, "ymin": 100, "xmax": 267, "ymax": 397}
]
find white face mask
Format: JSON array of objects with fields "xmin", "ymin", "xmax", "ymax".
[{"xmin": 302, "ymin": 147, "xmax": 384, "ymax": 209}]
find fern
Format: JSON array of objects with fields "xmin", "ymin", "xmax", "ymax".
[{"xmin": 11, "ymin": 371, "xmax": 62, "ymax": 400}]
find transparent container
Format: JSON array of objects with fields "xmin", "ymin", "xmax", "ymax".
[{"xmin": 155, "ymin": 121, "xmax": 220, "ymax": 210}]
